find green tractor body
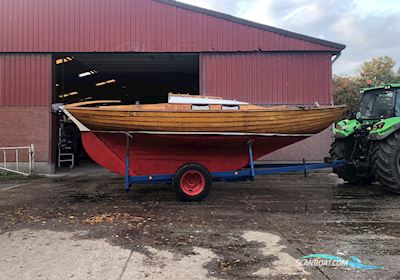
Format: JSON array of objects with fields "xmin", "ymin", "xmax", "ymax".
[{"xmin": 331, "ymin": 84, "xmax": 400, "ymax": 191}]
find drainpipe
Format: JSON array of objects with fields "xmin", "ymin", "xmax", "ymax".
[
  {"xmin": 330, "ymin": 52, "xmax": 342, "ymax": 106},
  {"xmin": 331, "ymin": 52, "xmax": 341, "ymax": 64}
]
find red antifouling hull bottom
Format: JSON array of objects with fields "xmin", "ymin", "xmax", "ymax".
[{"xmin": 81, "ymin": 132, "xmax": 306, "ymax": 176}]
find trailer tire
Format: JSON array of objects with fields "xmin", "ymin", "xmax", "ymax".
[
  {"xmin": 330, "ymin": 139, "xmax": 374, "ymax": 184},
  {"xmin": 173, "ymin": 163, "xmax": 212, "ymax": 202},
  {"xmin": 371, "ymin": 131, "xmax": 400, "ymax": 193}
]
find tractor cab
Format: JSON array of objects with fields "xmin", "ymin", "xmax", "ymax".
[
  {"xmin": 334, "ymin": 84, "xmax": 400, "ymax": 139},
  {"xmin": 357, "ymin": 85, "xmax": 400, "ymax": 120}
]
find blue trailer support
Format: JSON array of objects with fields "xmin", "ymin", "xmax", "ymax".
[
  {"xmin": 124, "ymin": 137, "xmax": 347, "ymax": 192},
  {"xmin": 248, "ymin": 140, "xmax": 256, "ymax": 179},
  {"xmin": 125, "ymin": 133, "xmax": 132, "ymax": 193}
]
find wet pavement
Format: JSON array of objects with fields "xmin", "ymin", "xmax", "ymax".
[{"xmin": 0, "ymin": 169, "xmax": 399, "ymax": 279}]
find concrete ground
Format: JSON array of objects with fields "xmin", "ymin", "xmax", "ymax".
[{"xmin": 0, "ymin": 168, "xmax": 399, "ymax": 280}]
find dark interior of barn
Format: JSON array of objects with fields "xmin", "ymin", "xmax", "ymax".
[
  {"xmin": 55, "ymin": 53, "xmax": 200, "ymax": 105},
  {"xmin": 54, "ymin": 53, "xmax": 200, "ymax": 169}
]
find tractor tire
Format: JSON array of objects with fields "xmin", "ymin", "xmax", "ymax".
[
  {"xmin": 371, "ymin": 131, "xmax": 400, "ymax": 193},
  {"xmin": 330, "ymin": 139, "xmax": 374, "ymax": 184}
]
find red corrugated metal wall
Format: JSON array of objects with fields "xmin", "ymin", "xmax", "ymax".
[
  {"xmin": 0, "ymin": 54, "xmax": 52, "ymax": 170},
  {"xmin": 200, "ymin": 53, "xmax": 333, "ymax": 105},
  {"xmin": 0, "ymin": 0, "xmax": 339, "ymax": 53},
  {"xmin": 0, "ymin": 54, "xmax": 52, "ymax": 106},
  {"xmin": 0, "ymin": 0, "xmax": 342, "ymax": 169}
]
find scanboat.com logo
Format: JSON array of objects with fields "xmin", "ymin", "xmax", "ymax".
[{"xmin": 297, "ymin": 254, "xmax": 384, "ymax": 270}]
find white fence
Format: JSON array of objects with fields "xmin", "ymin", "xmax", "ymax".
[{"xmin": 0, "ymin": 145, "xmax": 35, "ymax": 176}]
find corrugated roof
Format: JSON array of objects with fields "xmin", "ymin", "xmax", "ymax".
[
  {"xmin": 157, "ymin": 0, "xmax": 345, "ymax": 51},
  {"xmin": 0, "ymin": 0, "xmax": 345, "ymax": 53}
]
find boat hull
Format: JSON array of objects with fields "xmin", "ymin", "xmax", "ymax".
[
  {"xmin": 81, "ymin": 132, "xmax": 307, "ymax": 176},
  {"xmin": 66, "ymin": 103, "xmax": 344, "ymax": 134}
]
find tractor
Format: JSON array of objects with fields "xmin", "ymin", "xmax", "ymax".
[{"xmin": 331, "ymin": 83, "xmax": 400, "ymax": 192}]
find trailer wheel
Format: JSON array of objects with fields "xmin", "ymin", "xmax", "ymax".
[
  {"xmin": 371, "ymin": 131, "xmax": 400, "ymax": 193},
  {"xmin": 173, "ymin": 164, "xmax": 212, "ymax": 202}
]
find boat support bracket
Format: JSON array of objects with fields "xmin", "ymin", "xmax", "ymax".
[
  {"xmin": 247, "ymin": 140, "xmax": 255, "ymax": 180},
  {"xmin": 125, "ymin": 132, "xmax": 133, "ymax": 193}
]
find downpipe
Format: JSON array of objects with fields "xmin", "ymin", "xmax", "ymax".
[{"xmin": 331, "ymin": 53, "xmax": 342, "ymax": 64}]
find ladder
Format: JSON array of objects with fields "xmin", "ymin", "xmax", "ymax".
[{"xmin": 58, "ymin": 127, "xmax": 74, "ymax": 169}]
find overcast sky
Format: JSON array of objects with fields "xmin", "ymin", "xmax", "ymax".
[{"xmin": 179, "ymin": 0, "xmax": 400, "ymax": 76}]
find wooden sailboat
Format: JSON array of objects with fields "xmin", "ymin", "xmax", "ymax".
[
  {"xmin": 63, "ymin": 95, "xmax": 344, "ymax": 135},
  {"xmin": 58, "ymin": 95, "xmax": 344, "ymax": 176}
]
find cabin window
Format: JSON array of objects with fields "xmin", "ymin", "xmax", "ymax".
[
  {"xmin": 396, "ymin": 90, "xmax": 400, "ymax": 116},
  {"xmin": 192, "ymin": 104, "xmax": 210, "ymax": 110},
  {"xmin": 222, "ymin": 105, "xmax": 240, "ymax": 110}
]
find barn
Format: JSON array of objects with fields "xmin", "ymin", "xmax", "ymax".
[{"xmin": 0, "ymin": 0, "xmax": 345, "ymax": 173}]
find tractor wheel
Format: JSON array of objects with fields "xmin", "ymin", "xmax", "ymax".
[
  {"xmin": 330, "ymin": 139, "xmax": 374, "ymax": 184},
  {"xmin": 371, "ymin": 131, "xmax": 400, "ymax": 193},
  {"xmin": 173, "ymin": 163, "xmax": 212, "ymax": 202}
]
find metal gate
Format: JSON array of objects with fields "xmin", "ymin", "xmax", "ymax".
[{"xmin": 0, "ymin": 145, "xmax": 35, "ymax": 176}]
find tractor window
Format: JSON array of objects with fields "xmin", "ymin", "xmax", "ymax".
[
  {"xmin": 358, "ymin": 91, "xmax": 394, "ymax": 119},
  {"xmin": 396, "ymin": 92, "xmax": 400, "ymax": 116}
]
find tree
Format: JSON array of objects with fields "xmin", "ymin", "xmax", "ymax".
[
  {"xmin": 333, "ymin": 75, "xmax": 362, "ymax": 118},
  {"xmin": 334, "ymin": 56, "xmax": 399, "ymax": 118},
  {"xmin": 397, "ymin": 67, "xmax": 400, "ymax": 82},
  {"xmin": 360, "ymin": 56, "xmax": 396, "ymax": 85}
]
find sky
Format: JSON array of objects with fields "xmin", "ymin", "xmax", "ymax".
[{"xmin": 179, "ymin": 0, "xmax": 400, "ymax": 76}]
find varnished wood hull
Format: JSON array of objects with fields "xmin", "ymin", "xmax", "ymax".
[{"xmin": 65, "ymin": 103, "xmax": 344, "ymax": 135}]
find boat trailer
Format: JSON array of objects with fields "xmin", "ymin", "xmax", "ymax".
[{"xmin": 123, "ymin": 134, "xmax": 346, "ymax": 201}]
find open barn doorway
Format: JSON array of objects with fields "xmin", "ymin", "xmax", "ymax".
[{"xmin": 54, "ymin": 53, "xmax": 199, "ymax": 171}]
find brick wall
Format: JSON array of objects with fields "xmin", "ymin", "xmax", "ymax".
[{"xmin": 0, "ymin": 106, "xmax": 51, "ymax": 163}]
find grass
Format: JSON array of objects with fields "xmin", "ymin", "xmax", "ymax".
[{"xmin": 0, "ymin": 171, "xmax": 28, "ymax": 181}]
